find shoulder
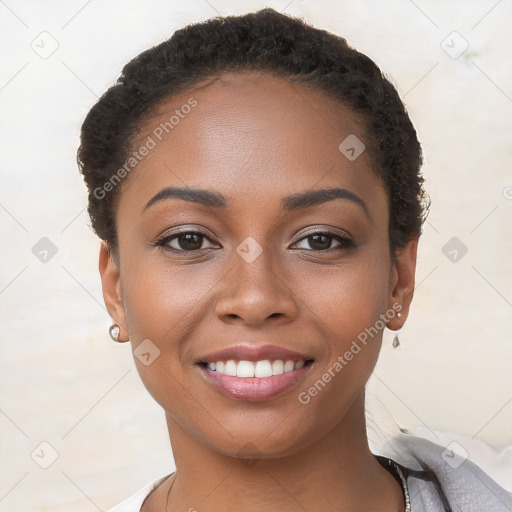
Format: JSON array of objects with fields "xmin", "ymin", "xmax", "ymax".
[
  {"xmin": 106, "ymin": 474, "xmax": 170, "ymax": 512},
  {"xmin": 384, "ymin": 432, "xmax": 512, "ymax": 512}
]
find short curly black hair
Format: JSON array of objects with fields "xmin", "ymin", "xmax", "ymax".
[{"xmin": 78, "ymin": 7, "xmax": 428, "ymax": 254}]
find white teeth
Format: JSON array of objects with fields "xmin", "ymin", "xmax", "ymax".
[
  {"xmin": 208, "ymin": 359, "xmax": 307, "ymax": 377},
  {"xmin": 284, "ymin": 360, "xmax": 295, "ymax": 372},
  {"xmin": 271, "ymin": 360, "xmax": 284, "ymax": 375},
  {"xmin": 254, "ymin": 360, "xmax": 272, "ymax": 378},
  {"xmin": 225, "ymin": 360, "xmax": 237, "ymax": 376},
  {"xmin": 237, "ymin": 360, "xmax": 255, "ymax": 377}
]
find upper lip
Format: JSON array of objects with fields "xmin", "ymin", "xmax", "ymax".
[{"xmin": 198, "ymin": 344, "xmax": 313, "ymax": 363}]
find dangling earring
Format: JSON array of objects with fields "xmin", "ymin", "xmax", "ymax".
[
  {"xmin": 392, "ymin": 312, "xmax": 403, "ymax": 348},
  {"xmin": 109, "ymin": 324, "xmax": 121, "ymax": 342}
]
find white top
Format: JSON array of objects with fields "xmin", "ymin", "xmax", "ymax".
[{"xmin": 107, "ymin": 475, "xmax": 169, "ymax": 512}]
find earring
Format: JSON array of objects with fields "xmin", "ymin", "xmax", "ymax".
[
  {"xmin": 393, "ymin": 312, "xmax": 403, "ymax": 348},
  {"xmin": 109, "ymin": 324, "xmax": 121, "ymax": 342}
]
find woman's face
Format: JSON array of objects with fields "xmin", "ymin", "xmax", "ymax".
[{"xmin": 100, "ymin": 72, "xmax": 416, "ymax": 458}]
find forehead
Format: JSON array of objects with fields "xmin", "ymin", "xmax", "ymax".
[{"xmin": 120, "ymin": 71, "xmax": 384, "ymax": 213}]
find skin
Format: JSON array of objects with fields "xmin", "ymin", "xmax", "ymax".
[{"xmin": 99, "ymin": 71, "xmax": 418, "ymax": 511}]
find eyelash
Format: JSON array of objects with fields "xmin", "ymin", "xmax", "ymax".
[{"xmin": 153, "ymin": 229, "xmax": 354, "ymax": 253}]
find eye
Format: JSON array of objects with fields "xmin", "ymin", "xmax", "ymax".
[
  {"xmin": 154, "ymin": 230, "xmax": 218, "ymax": 252},
  {"xmin": 292, "ymin": 231, "xmax": 353, "ymax": 251}
]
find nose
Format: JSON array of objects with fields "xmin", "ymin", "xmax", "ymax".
[{"xmin": 215, "ymin": 247, "xmax": 298, "ymax": 328}]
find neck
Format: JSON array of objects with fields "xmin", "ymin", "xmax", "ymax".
[{"xmin": 144, "ymin": 390, "xmax": 404, "ymax": 512}]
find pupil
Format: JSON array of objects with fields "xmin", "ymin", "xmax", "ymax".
[
  {"xmin": 179, "ymin": 233, "xmax": 202, "ymax": 251},
  {"xmin": 310, "ymin": 234, "xmax": 330, "ymax": 250}
]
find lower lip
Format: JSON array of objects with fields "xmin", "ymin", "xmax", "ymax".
[{"xmin": 198, "ymin": 364, "xmax": 312, "ymax": 402}]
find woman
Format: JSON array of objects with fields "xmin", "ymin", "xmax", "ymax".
[{"xmin": 77, "ymin": 8, "xmax": 511, "ymax": 511}]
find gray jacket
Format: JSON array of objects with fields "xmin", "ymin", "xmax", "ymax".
[{"xmin": 384, "ymin": 433, "xmax": 512, "ymax": 511}]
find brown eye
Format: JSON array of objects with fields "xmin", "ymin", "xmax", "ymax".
[
  {"xmin": 174, "ymin": 233, "xmax": 205, "ymax": 251},
  {"xmin": 155, "ymin": 230, "xmax": 218, "ymax": 252},
  {"xmin": 307, "ymin": 234, "xmax": 332, "ymax": 251},
  {"xmin": 293, "ymin": 231, "xmax": 353, "ymax": 252}
]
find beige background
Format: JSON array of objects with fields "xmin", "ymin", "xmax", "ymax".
[{"xmin": 1, "ymin": 0, "xmax": 511, "ymax": 510}]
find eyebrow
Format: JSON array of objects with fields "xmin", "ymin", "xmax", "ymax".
[{"xmin": 143, "ymin": 185, "xmax": 369, "ymax": 218}]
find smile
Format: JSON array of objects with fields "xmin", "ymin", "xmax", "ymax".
[{"xmin": 196, "ymin": 344, "xmax": 315, "ymax": 401}]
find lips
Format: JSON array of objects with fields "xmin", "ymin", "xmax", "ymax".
[{"xmin": 196, "ymin": 344, "xmax": 314, "ymax": 402}]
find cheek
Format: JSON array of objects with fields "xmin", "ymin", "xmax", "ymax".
[
  {"xmin": 305, "ymin": 249, "xmax": 391, "ymax": 351},
  {"xmin": 119, "ymin": 253, "xmax": 220, "ymax": 406},
  {"xmin": 308, "ymin": 255, "xmax": 389, "ymax": 383},
  {"xmin": 121, "ymin": 253, "xmax": 216, "ymax": 343}
]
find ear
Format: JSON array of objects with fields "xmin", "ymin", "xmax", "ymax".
[
  {"xmin": 99, "ymin": 241, "xmax": 129, "ymax": 342},
  {"xmin": 386, "ymin": 236, "xmax": 418, "ymax": 331}
]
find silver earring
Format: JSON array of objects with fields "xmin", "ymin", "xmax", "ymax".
[
  {"xmin": 393, "ymin": 312, "xmax": 403, "ymax": 348},
  {"xmin": 109, "ymin": 324, "xmax": 121, "ymax": 342}
]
